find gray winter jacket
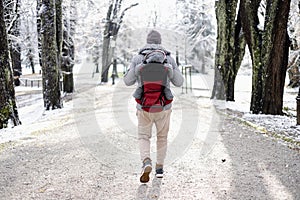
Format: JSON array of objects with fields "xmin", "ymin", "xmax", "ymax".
[{"xmin": 124, "ymin": 44, "xmax": 184, "ymax": 110}]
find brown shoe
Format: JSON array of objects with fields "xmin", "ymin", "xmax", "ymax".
[{"xmin": 140, "ymin": 158, "xmax": 152, "ymax": 183}]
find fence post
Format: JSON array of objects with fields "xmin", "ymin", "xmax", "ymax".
[
  {"xmin": 297, "ymin": 86, "xmax": 300, "ymax": 125},
  {"xmin": 182, "ymin": 65, "xmax": 192, "ymax": 94},
  {"xmin": 181, "ymin": 65, "xmax": 184, "ymax": 94}
]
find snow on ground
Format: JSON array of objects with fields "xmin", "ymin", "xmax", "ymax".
[
  {"xmin": 0, "ymin": 88, "xmax": 75, "ymax": 144},
  {"xmin": 215, "ymin": 66, "xmax": 300, "ymax": 145}
]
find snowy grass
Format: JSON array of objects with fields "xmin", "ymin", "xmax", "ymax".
[{"xmin": 219, "ymin": 69, "xmax": 300, "ymax": 145}]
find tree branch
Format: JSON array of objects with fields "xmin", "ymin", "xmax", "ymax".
[
  {"xmin": 113, "ymin": 0, "xmax": 119, "ymax": 19},
  {"xmin": 117, "ymin": 3, "xmax": 138, "ymax": 31},
  {"xmin": 106, "ymin": 4, "xmax": 113, "ymax": 20},
  {"xmin": 7, "ymin": 0, "xmax": 19, "ymax": 34}
]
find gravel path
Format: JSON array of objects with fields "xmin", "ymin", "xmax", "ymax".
[{"xmin": 0, "ymin": 76, "xmax": 299, "ymax": 200}]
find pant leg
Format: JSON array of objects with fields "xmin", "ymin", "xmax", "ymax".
[
  {"xmin": 154, "ymin": 109, "xmax": 172, "ymax": 165},
  {"xmin": 137, "ymin": 110, "xmax": 153, "ymax": 162}
]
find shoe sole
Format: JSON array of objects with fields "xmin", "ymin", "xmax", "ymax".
[
  {"xmin": 140, "ymin": 165, "xmax": 152, "ymax": 183},
  {"xmin": 156, "ymin": 174, "xmax": 163, "ymax": 178}
]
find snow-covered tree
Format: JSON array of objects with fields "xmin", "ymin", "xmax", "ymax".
[
  {"xmin": 40, "ymin": 0, "xmax": 62, "ymax": 110},
  {"xmin": 101, "ymin": 0, "xmax": 138, "ymax": 83},
  {"xmin": 175, "ymin": 0, "xmax": 216, "ymax": 72},
  {"xmin": 61, "ymin": 0, "xmax": 78, "ymax": 93},
  {"xmin": 3, "ymin": 0, "xmax": 22, "ymax": 80},
  {"xmin": 56, "ymin": 0, "xmax": 63, "ymax": 73},
  {"xmin": 91, "ymin": 23, "xmax": 102, "ymax": 75},
  {"xmin": 115, "ymin": 23, "xmax": 134, "ymax": 71},
  {"xmin": 0, "ymin": 0, "xmax": 21, "ymax": 128},
  {"xmin": 37, "ymin": 0, "xmax": 42, "ymax": 68},
  {"xmin": 19, "ymin": 0, "xmax": 39, "ymax": 74}
]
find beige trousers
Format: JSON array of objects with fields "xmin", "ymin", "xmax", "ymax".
[{"xmin": 137, "ymin": 109, "xmax": 172, "ymax": 165}]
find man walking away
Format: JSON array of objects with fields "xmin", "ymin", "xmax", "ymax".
[{"xmin": 124, "ymin": 30, "xmax": 184, "ymax": 183}]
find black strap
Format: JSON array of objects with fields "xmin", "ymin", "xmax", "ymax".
[{"xmin": 139, "ymin": 48, "xmax": 171, "ymax": 56}]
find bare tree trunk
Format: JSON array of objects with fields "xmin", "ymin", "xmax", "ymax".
[
  {"xmin": 101, "ymin": 4, "xmax": 113, "ymax": 83},
  {"xmin": 0, "ymin": 0, "xmax": 21, "ymax": 128},
  {"xmin": 240, "ymin": 0, "xmax": 264, "ymax": 114},
  {"xmin": 211, "ymin": 0, "xmax": 246, "ymax": 101},
  {"xmin": 262, "ymin": 0, "xmax": 291, "ymax": 114},
  {"xmin": 4, "ymin": 0, "xmax": 22, "ymax": 77},
  {"xmin": 62, "ymin": 36, "xmax": 75, "ymax": 93},
  {"xmin": 37, "ymin": 0, "xmax": 43, "ymax": 68},
  {"xmin": 227, "ymin": 10, "xmax": 246, "ymax": 101},
  {"xmin": 24, "ymin": 15, "xmax": 36, "ymax": 74},
  {"xmin": 41, "ymin": 0, "xmax": 62, "ymax": 110},
  {"xmin": 240, "ymin": 0, "xmax": 291, "ymax": 115},
  {"xmin": 101, "ymin": 2, "xmax": 138, "ymax": 83},
  {"xmin": 56, "ymin": 0, "xmax": 63, "ymax": 77},
  {"xmin": 212, "ymin": 0, "xmax": 228, "ymax": 100},
  {"xmin": 62, "ymin": 0, "xmax": 77, "ymax": 93},
  {"xmin": 28, "ymin": 49, "xmax": 35, "ymax": 74}
]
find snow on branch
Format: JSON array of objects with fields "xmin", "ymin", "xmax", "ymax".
[
  {"xmin": 6, "ymin": 0, "xmax": 19, "ymax": 34},
  {"xmin": 118, "ymin": 3, "xmax": 138, "ymax": 26},
  {"xmin": 7, "ymin": 14, "xmax": 18, "ymax": 33},
  {"xmin": 38, "ymin": 4, "xmax": 47, "ymax": 16}
]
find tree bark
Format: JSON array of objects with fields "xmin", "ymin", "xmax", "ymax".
[
  {"xmin": 212, "ymin": 0, "xmax": 246, "ymax": 101},
  {"xmin": 101, "ymin": 2, "xmax": 138, "ymax": 83},
  {"xmin": 37, "ymin": 0, "xmax": 43, "ymax": 68},
  {"xmin": 41, "ymin": 0, "xmax": 62, "ymax": 110},
  {"xmin": 227, "ymin": 9, "xmax": 246, "ymax": 101},
  {"xmin": 62, "ymin": 27, "xmax": 75, "ymax": 93},
  {"xmin": 0, "ymin": 0, "xmax": 21, "ymax": 128},
  {"xmin": 101, "ymin": 4, "xmax": 113, "ymax": 83},
  {"xmin": 261, "ymin": 0, "xmax": 291, "ymax": 114},
  {"xmin": 240, "ymin": 0, "xmax": 264, "ymax": 114},
  {"xmin": 61, "ymin": 0, "xmax": 77, "ymax": 93},
  {"xmin": 212, "ymin": 0, "xmax": 228, "ymax": 100},
  {"xmin": 240, "ymin": 0, "xmax": 291, "ymax": 115},
  {"xmin": 11, "ymin": 0, "xmax": 21, "ymax": 73},
  {"xmin": 56, "ymin": 0, "xmax": 63, "ymax": 74},
  {"xmin": 4, "ymin": 0, "xmax": 22, "ymax": 76}
]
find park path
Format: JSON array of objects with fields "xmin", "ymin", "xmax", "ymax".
[{"xmin": 0, "ymin": 63, "xmax": 300, "ymax": 200}]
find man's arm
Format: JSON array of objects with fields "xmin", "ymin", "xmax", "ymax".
[
  {"xmin": 123, "ymin": 56, "xmax": 141, "ymax": 86},
  {"xmin": 167, "ymin": 56, "xmax": 184, "ymax": 87},
  {"xmin": 123, "ymin": 65, "xmax": 136, "ymax": 86}
]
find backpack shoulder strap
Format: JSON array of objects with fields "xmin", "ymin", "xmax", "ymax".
[{"xmin": 139, "ymin": 48, "xmax": 171, "ymax": 56}]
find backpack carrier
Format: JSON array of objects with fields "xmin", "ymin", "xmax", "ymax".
[{"xmin": 135, "ymin": 50, "xmax": 173, "ymax": 112}]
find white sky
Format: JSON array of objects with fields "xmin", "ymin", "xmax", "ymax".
[{"xmin": 123, "ymin": 0, "xmax": 178, "ymax": 28}]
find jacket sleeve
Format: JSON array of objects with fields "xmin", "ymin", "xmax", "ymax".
[
  {"xmin": 123, "ymin": 56, "xmax": 140, "ymax": 86},
  {"xmin": 168, "ymin": 56, "xmax": 184, "ymax": 87}
]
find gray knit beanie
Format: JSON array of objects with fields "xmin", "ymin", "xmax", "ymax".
[{"xmin": 146, "ymin": 30, "xmax": 162, "ymax": 44}]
